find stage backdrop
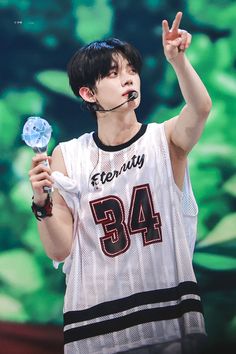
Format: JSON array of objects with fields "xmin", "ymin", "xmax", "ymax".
[{"xmin": 0, "ymin": 0, "xmax": 235, "ymax": 352}]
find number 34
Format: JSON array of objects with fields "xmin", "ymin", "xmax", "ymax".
[{"xmin": 90, "ymin": 184, "xmax": 162, "ymax": 257}]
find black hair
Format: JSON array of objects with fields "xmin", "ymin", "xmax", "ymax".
[{"xmin": 67, "ymin": 38, "xmax": 142, "ymax": 111}]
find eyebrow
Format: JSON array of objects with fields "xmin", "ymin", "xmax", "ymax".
[
  {"xmin": 110, "ymin": 60, "xmax": 133, "ymax": 71},
  {"xmin": 110, "ymin": 62, "xmax": 118, "ymax": 70}
]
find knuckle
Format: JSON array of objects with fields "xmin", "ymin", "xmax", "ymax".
[
  {"xmin": 29, "ymin": 175, "xmax": 36, "ymax": 183},
  {"xmin": 43, "ymin": 172, "xmax": 49, "ymax": 179}
]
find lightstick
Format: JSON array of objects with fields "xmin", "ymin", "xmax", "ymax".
[{"xmin": 22, "ymin": 116, "xmax": 52, "ymax": 193}]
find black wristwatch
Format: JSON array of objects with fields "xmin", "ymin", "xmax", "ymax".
[{"xmin": 31, "ymin": 194, "xmax": 53, "ymax": 221}]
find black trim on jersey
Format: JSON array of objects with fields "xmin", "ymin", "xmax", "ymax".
[
  {"xmin": 64, "ymin": 281, "xmax": 201, "ymax": 327},
  {"xmin": 93, "ymin": 124, "xmax": 147, "ymax": 151},
  {"xmin": 64, "ymin": 298, "xmax": 203, "ymax": 344}
]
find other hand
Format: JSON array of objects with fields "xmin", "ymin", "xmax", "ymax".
[{"xmin": 29, "ymin": 154, "xmax": 53, "ymax": 205}]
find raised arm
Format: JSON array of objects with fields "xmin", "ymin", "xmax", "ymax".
[
  {"xmin": 29, "ymin": 146, "xmax": 73, "ymax": 262},
  {"xmin": 162, "ymin": 12, "xmax": 212, "ymax": 153}
]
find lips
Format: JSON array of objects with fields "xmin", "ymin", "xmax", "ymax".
[{"xmin": 122, "ymin": 90, "xmax": 136, "ymax": 96}]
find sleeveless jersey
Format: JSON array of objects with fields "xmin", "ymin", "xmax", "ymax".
[{"xmin": 52, "ymin": 122, "xmax": 206, "ymax": 354}]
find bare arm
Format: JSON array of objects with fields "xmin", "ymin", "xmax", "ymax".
[
  {"xmin": 161, "ymin": 12, "xmax": 212, "ymax": 189},
  {"xmin": 162, "ymin": 12, "xmax": 212, "ymax": 153},
  {"xmin": 29, "ymin": 146, "xmax": 73, "ymax": 262}
]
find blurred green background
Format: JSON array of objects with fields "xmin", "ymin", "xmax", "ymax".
[{"xmin": 0, "ymin": 0, "xmax": 235, "ymax": 351}]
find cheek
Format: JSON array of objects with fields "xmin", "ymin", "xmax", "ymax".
[
  {"xmin": 135, "ymin": 76, "xmax": 141, "ymax": 88},
  {"xmin": 97, "ymin": 79, "xmax": 114, "ymax": 91},
  {"xmin": 98, "ymin": 82, "xmax": 118, "ymax": 97}
]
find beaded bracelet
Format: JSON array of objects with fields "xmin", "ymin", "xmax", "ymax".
[{"xmin": 31, "ymin": 194, "xmax": 53, "ymax": 221}]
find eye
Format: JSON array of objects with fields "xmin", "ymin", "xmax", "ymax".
[
  {"xmin": 108, "ymin": 70, "xmax": 118, "ymax": 77},
  {"xmin": 129, "ymin": 66, "xmax": 137, "ymax": 74}
]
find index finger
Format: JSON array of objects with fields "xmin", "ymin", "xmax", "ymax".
[
  {"xmin": 32, "ymin": 154, "xmax": 51, "ymax": 166},
  {"xmin": 162, "ymin": 20, "xmax": 170, "ymax": 36},
  {"xmin": 171, "ymin": 11, "xmax": 183, "ymax": 32}
]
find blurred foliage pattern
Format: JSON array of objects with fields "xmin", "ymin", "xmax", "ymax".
[{"xmin": 0, "ymin": 0, "xmax": 235, "ymax": 350}]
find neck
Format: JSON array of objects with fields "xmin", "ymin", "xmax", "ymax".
[{"xmin": 96, "ymin": 111, "xmax": 141, "ymax": 146}]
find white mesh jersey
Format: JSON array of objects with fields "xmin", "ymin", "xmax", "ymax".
[{"xmin": 52, "ymin": 122, "xmax": 206, "ymax": 354}]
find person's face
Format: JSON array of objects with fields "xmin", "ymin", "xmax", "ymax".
[{"xmin": 94, "ymin": 54, "xmax": 141, "ymax": 112}]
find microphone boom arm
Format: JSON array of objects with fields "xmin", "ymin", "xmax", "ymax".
[{"xmin": 95, "ymin": 91, "xmax": 138, "ymax": 112}]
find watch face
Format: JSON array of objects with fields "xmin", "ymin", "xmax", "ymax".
[{"xmin": 22, "ymin": 116, "xmax": 52, "ymax": 151}]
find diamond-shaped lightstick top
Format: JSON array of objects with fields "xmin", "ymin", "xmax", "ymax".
[{"xmin": 22, "ymin": 116, "xmax": 52, "ymax": 153}]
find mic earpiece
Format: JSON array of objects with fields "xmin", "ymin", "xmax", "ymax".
[
  {"xmin": 90, "ymin": 103, "xmax": 101, "ymax": 112},
  {"xmin": 83, "ymin": 101, "xmax": 101, "ymax": 112}
]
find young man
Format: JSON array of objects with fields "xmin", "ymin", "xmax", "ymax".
[{"xmin": 29, "ymin": 12, "xmax": 211, "ymax": 354}]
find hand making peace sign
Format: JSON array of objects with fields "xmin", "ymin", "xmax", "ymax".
[{"xmin": 162, "ymin": 12, "xmax": 192, "ymax": 61}]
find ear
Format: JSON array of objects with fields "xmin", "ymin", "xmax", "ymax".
[{"xmin": 79, "ymin": 87, "xmax": 96, "ymax": 103}]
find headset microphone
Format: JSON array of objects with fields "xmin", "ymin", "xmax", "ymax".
[
  {"xmin": 128, "ymin": 91, "xmax": 138, "ymax": 100},
  {"xmin": 92, "ymin": 91, "xmax": 138, "ymax": 112}
]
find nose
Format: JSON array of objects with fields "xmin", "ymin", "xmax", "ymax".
[
  {"xmin": 121, "ymin": 72, "xmax": 133, "ymax": 87},
  {"xmin": 122, "ymin": 79, "xmax": 133, "ymax": 87}
]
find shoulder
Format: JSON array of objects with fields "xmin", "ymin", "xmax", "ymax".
[
  {"xmin": 50, "ymin": 133, "xmax": 93, "ymax": 176},
  {"xmin": 164, "ymin": 116, "xmax": 187, "ymax": 157},
  {"xmin": 51, "ymin": 144, "xmax": 67, "ymax": 176},
  {"xmin": 144, "ymin": 122, "xmax": 164, "ymax": 137},
  {"xmin": 144, "ymin": 121, "xmax": 168, "ymax": 143},
  {"xmin": 163, "ymin": 116, "xmax": 178, "ymax": 144},
  {"xmin": 60, "ymin": 133, "xmax": 93, "ymax": 151}
]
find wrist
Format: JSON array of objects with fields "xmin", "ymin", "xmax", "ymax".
[
  {"xmin": 33, "ymin": 196, "xmax": 48, "ymax": 207},
  {"xmin": 31, "ymin": 194, "xmax": 53, "ymax": 221},
  {"xmin": 168, "ymin": 51, "xmax": 186, "ymax": 66}
]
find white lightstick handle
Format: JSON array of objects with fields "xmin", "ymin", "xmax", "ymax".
[{"xmin": 39, "ymin": 152, "xmax": 53, "ymax": 194}]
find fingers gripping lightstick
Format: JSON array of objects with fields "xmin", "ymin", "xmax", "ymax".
[{"xmin": 22, "ymin": 116, "xmax": 52, "ymax": 193}]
